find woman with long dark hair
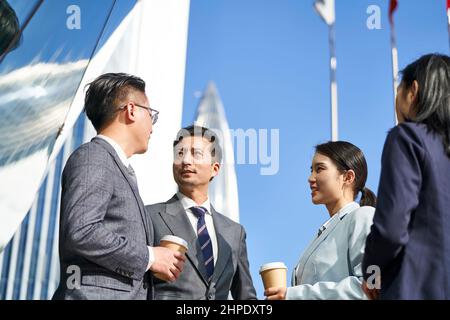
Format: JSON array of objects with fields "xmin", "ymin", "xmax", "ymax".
[
  {"xmin": 362, "ymin": 53, "xmax": 450, "ymax": 300},
  {"xmin": 265, "ymin": 141, "xmax": 376, "ymax": 299}
]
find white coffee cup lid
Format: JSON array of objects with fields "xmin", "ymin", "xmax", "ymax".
[
  {"xmin": 160, "ymin": 235, "xmax": 188, "ymax": 249},
  {"xmin": 259, "ymin": 262, "xmax": 287, "ymax": 273}
]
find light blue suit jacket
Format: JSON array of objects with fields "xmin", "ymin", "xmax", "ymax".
[{"xmin": 286, "ymin": 202, "xmax": 374, "ymax": 300}]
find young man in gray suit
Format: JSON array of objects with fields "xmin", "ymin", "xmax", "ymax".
[
  {"xmin": 146, "ymin": 125, "xmax": 257, "ymax": 300},
  {"xmin": 53, "ymin": 73, "xmax": 185, "ymax": 300}
]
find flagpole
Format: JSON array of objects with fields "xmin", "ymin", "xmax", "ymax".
[
  {"xmin": 448, "ymin": 16, "xmax": 450, "ymax": 53},
  {"xmin": 329, "ymin": 22, "xmax": 338, "ymax": 141},
  {"xmin": 390, "ymin": 22, "xmax": 399, "ymax": 125},
  {"xmin": 447, "ymin": 4, "xmax": 450, "ymax": 52}
]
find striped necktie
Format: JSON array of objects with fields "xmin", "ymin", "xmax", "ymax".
[{"xmin": 190, "ymin": 206, "xmax": 214, "ymax": 282}]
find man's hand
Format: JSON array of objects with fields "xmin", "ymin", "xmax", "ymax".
[
  {"xmin": 264, "ymin": 287, "xmax": 287, "ymax": 300},
  {"xmin": 151, "ymin": 247, "xmax": 186, "ymax": 282},
  {"xmin": 362, "ymin": 280, "xmax": 380, "ymax": 300}
]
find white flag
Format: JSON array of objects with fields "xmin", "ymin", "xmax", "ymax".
[{"xmin": 314, "ymin": 0, "xmax": 335, "ymax": 25}]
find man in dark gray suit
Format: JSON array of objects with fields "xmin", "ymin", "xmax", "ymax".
[
  {"xmin": 53, "ymin": 73, "xmax": 185, "ymax": 300},
  {"xmin": 146, "ymin": 125, "xmax": 257, "ymax": 300}
]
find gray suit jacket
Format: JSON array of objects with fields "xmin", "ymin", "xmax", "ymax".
[
  {"xmin": 145, "ymin": 195, "xmax": 257, "ymax": 300},
  {"xmin": 286, "ymin": 203, "xmax": 374, "ymax": 300},
  {"xmin": 52, "ymin": 137, "xmax": 153, "ymax": 300}
]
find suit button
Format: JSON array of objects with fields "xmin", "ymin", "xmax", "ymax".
[{"xmin": 207, "ymin": 293, "xmax": 214, "ymax": 300}]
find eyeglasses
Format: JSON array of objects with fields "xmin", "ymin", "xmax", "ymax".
[{"xmin": 119, "ymin": 103, "xmax": 159, "ymax": 125}]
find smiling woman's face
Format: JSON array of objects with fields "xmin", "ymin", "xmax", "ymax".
[{"xmin": 308, "ymin": 152, "xmax": 346, "ymax": 206}]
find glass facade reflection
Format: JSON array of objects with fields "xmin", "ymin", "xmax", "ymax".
[
  {"xmin": 0, "ymin": 0, "xmax": 136, "ymax": 299},
  {"xmin": 0, "ymin": 0, "xmax": 116, "ymax": 166}
]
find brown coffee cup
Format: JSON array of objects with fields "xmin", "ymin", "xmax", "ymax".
[
  {"xmin": 159, "ymin": 235, "xmax": 188, "ymax": 254},
  {"xmin": 153, "ymin": 235, "xmax": 188, "ymax": 281},
  {"xmin": 259, "ymin": 262, "xmax": 288, "ymax": 289}
]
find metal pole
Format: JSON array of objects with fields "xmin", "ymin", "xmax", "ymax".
[
  {"xmin": 329, "ymin": 23, "xmax": 338, "ymax": 141},
  {"xmin": 390, "ymin": 23, "xmax": 399, "ymax": 125}
]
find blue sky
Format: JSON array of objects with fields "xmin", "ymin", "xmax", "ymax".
[{"xmin": 182, "ymin": 0, "xmax": 449, "ymax": 298}]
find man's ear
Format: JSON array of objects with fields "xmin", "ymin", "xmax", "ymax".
[
  {"xmin": 123, "ymin": 103, "xmax": 137, "ymax": 122},
  {"xmin": 210, "ymin": 162, "xmax": 220, "ymax": 179}
]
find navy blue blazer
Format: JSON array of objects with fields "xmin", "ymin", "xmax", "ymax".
[{"xmin": 363, "ymin": 122, "xmax": 450, "ymax": 299}]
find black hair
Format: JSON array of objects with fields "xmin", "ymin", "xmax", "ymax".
[
  {"xmin": 400, "ymin": 53, "xmax": 450, "ymax": 157},
  {"xmin": 0, "ymin": 0, "xmax": 21, "ymax": 56},
  {"xmin": 84, "ymin": 73, "xmax": 146, "ymax": 131},
  {"xmin": 173, "ymin": 125, "xmax": 223, "ymax": 164},
  {"xmin": 315, "ymin": 141, "xmax": 377, "ymax": 207}
]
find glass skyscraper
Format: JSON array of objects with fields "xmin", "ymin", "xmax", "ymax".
[{"xmin": 0, "ymin": 113, "xmax": 90, "ymax": 300}]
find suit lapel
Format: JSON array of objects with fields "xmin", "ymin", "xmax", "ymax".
[
  {"xmin": 294, "ymin": 202, "xmax": 359, "ymax": 283},
  {"xmin": 92, "ymin": 137, "xmax": 152, "ymax": 244},
  {"xmin": 210, "ymin": 206, "xmax": 232, "ymax": 283},
  {"xmin": 162, "ymin": 195, "xmax": 209, "ymax": 285},
  {"xmin": 294, "ymin": 215, "xmax": 341, "ymax": 282}
]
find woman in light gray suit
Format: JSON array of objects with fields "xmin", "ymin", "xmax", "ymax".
[{"xmin": 265, "ymin": 141, "xmax": 376, "ymax": 300}]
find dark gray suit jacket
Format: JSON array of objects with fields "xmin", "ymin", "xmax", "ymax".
[
  {"xmin": 52, "ymin": 137, "xmax": 153, "ymax": 300},
  {"xmin": 146, "ymin": 195, "xmax": 257, "ymax": 300}
]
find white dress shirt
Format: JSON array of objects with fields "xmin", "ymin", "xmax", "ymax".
[
  {"xmin": 96, "ymin": 135, "xmax": 155, "ymax": 271},
  {"xmin": 177, "ymin": 191, "xmax": 218, "ymax": 265},
  {"xmin": 97, "ymin": 134, "xmax": 129, "ymax": 167}
]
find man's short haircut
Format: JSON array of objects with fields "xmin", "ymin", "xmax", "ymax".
[
  {"xmin": 173, "ymin": 125, "xmax": 223, "ymax": 163},
  {"xmin": 84, "ymin": 73, "xmax": 146, "ymax": 131}
]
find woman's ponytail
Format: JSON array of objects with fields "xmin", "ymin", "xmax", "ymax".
[{"xmin": 359, "ymin": 187, "xmax": 377, "ymax": 207}]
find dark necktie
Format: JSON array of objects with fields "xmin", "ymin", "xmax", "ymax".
[{"xmin": 190, "ymin": 206, "xmax": 214, "ymax": 282}]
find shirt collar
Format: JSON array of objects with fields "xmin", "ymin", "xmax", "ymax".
[
  {"xmin": 319, "ymin": 202, "xmax": 359, "ymax": 233},
  {"xmin": 336, "ymin": 201, "xmax": 360, "ymax": 219},
  {"xmin": 176, "ymin": 191, "xmax": 212, "ymax": 215},
  {"xmin": 97, "ymin": 134, "xmax": 129, "ymax": 167}
]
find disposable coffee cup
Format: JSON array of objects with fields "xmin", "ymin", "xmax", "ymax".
[
  {"xmin": 259, "ymin": 262, "xmax": 288, "ymax": 289},
  {"xmin": 153, "ymin": 235, "xmax": 188, "ymax": 281},
  {"xmin": 159, "ymin": 235, "xmax": 188, "ymax": 254}
]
